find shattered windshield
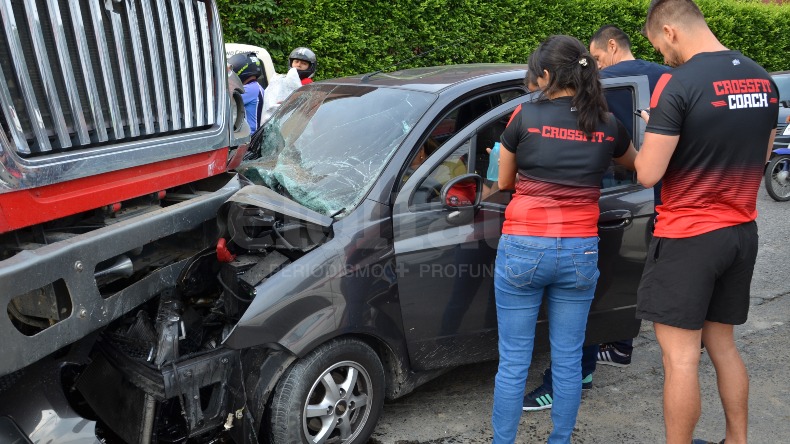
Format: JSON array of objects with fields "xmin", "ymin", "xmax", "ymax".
[{"xmin": 238, "ymin": 84, "xmax": 435, "ymax": 216}]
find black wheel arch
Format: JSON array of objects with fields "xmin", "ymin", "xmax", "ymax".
[
  {"xmin": 239, "ymin": 332, "xmax": 408, "ymax": 443},
  {"xmin": 266, "ymin": 336, "xmax": 387, "ymax": 444}
]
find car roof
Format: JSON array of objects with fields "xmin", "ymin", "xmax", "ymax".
[
  {"xmin": 319, "ymin": 63, "xmax": 529, "ymax": 93},
  {"xmin": 771, "ymin": 70, "xmax": 790, "ymax": 76}
]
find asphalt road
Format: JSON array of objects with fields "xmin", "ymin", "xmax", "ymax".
[{"xmin": 369, "ymin": 185, "xmax": 790, "ymax": 444}]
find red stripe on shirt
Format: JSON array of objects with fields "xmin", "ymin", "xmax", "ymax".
[
  {"xmin": 506, "ymin": 104, "xmax": 522, "ymax": 127},
  {"xmin": 502, "ymin": 176, "xmax": 601, "ymax": 237},
  {"xmin": 650, "ymin": 73, "xmax": 673, "ymax": 109},
  {"xmin": 655, "ymin": 164, "xmax": 762, "ymax": 238}
]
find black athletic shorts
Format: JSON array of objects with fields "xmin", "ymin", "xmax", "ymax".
[{"xmin": 635, "ymin": 221, "xmax": 758, "ymax": 330}]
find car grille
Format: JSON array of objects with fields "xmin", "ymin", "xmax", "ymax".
[{"xmin": 0, "ymin": 0, "xmax": 218, "ymax": 157}]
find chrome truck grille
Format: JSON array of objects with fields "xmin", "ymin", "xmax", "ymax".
[{"xmin": 0, "ymin": 0, "xmax": 221, "ymax": 157}]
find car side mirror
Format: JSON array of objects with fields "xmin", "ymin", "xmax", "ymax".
[
  {"xmin": 780, "ymin": 99, "xmax": 790, "ymax": 108},
  {"xmin": 441, "ymin": 174, "xmax": 482, "ymax": 225}
]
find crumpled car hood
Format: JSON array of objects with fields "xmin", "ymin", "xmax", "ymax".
[{"xmin": 225, "ymin": 185, "xmax": 333, "ymax": 228}]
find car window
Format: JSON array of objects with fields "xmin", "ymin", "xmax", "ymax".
[
  {"xmin": 404, "ymin": 78, "xmax": 645, "ymax": 207},
  {"xmin": 411, "ymin": 140, "xmax": 472, "ymax": 206},
  {"xmin": 602, "ymin": 86, "xmax": 638, "ymax": 189},
  {"xmin": 603, "ymin": 86, "xmax": 638, "ymax": 141},
  {"xmin": 602, "ymin": 162, "xmax": 636, "ymax": 189},
  {"xmin": 411, "ymin": 112, "xmax": 514, "ymax": 208},
  {"xmin": 773, "ymin": 74, "xmax": 790, "ymax": 101},
  {"xmin": 473, "ymin": 114, "xmax": 513, "ymax": 204},
  {"xmin": 402, "ymin": 89, "xmax": 524, "ymax": 192}
]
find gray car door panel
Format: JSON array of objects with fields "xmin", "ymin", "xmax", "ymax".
[{"xmin": 394, "ymin": 77, "xmax": 651, "ymax": 371}]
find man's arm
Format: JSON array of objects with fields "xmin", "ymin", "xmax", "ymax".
[
  {"xmin": 766, "ymin": 129, "xmax": 777, "ymax": 163},
  {"xmin": 634, "ymin": 132, "xmax": 679, "ymax": 188}
]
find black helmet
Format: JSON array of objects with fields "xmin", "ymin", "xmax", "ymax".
[
  {"xmin": 228, "ymin": 52, "xmax": 261, "ymax": 83},
  {"xmin": 288, "ymin": 47, "xmax": 317, "ymax": 80}
]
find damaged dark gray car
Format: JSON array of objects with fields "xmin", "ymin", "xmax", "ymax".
[{"xmin": 0, "ymin": 65, "xmax": 654, "ymax": 444}]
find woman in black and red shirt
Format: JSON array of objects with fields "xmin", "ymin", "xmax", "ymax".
[{"xmin": 491, "ymin": 35, "xmax": 636, "ymax": 444}]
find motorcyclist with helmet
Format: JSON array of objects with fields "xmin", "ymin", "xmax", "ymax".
[
  {"xmin": 228, "ymin": 52, "xmax": 265, "ymax": 132},
  {"xmin": 288, "ymin": 47, "xmax": 317, "ymax": 85},
  {"xmin": 254, "ymin": 47, "xmax": 317, "ymax": 128}
]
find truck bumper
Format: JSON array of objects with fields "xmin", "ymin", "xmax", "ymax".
[{"xmin": 0, "ymin": 173, "xmax": 241, "ymax": 377}]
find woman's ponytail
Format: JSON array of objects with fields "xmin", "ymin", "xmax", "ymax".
[
  {"xmin": 572, "ymin": 51, "xmax": 608, "ymax": 138},
  {"xmin": 531, "ymin": 35, "xmax": 609, "ymax": 139}
]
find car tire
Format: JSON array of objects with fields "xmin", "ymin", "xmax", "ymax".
[
  {"xmin": 764, "ymin": 154, "xmax": 790, "ymax": 201},
  {"xmin": 268, "ymin": 338, "xmax": 385, "ymax": 444}
]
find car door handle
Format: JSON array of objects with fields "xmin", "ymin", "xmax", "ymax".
[{"xmin": 598, "ymin": 209, "xmax": 632, "ymax": 230}]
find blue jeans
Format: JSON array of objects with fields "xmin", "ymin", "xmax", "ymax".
[
  {"xmin": 542, "ymin": 344, "xmax": 598, "ymax": 387},
  {"xmin": 492, "ymin": 234, "xmax": 599, "ymax": 444}
]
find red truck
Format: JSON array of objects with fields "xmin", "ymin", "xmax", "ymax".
[{"xmin": 0, "ymin": 0, "xmax": 249, "ymax": 440}]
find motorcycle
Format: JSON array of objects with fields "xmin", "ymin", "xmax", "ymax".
[{"xmin": 764, "ymin": 148, "xmax": 790, "ymax": 201}]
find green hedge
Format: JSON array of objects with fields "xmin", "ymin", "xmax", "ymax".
[{"xmin": 217, "ymin": 0, "xmax": 790, "ymax": 80}]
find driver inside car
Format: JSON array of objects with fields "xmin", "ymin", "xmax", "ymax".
[{"xmin": 409, "ymin": 139, "xmax": 470, "ymax": 204}]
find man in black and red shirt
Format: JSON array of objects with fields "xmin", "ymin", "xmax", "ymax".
[{"xmin": 634, "ymin": 1, "xmax": 778, "ymax": 443}]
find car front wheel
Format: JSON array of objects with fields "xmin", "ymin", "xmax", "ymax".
[{"xmin": 268, "ymin": 338, "xmax": 385, "ymax": 444}]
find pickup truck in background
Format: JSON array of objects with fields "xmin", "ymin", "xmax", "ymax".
[{"xmin": 225, "ymin": 42, "xmax": 278, "ymax": 90}]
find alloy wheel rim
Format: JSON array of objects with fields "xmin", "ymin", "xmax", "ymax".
[{"xmin": 302, "ymin": 360, "xmax": 372, "ymax": 444}]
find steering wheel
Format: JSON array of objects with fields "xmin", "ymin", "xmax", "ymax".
[{"xmin": 414, "ymin": 177, "xmax": 444, "ymax": 205}]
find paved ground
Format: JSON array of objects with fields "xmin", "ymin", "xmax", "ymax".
[{"xmin": 369, "ymin": 187, "xmax": 790, "ymax": 443}]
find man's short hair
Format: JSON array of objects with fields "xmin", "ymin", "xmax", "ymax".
[
  {"xmin": 644, "ymin": 0, "xmax": 706, "ymax": 37},
  {"xmin": 590, "ymin": 25, "xmax": 632, "ymax": 51}
]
